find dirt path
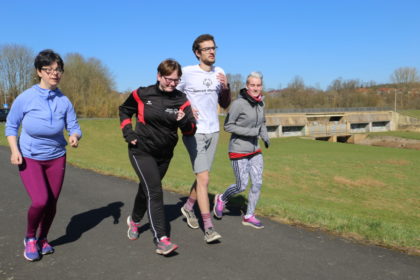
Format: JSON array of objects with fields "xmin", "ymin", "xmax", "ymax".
[{"xmin": 356, "ymin": 136, "xmax": 420, "ymax": 150}]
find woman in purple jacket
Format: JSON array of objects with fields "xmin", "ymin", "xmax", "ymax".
[{"xmin": 5, "ymin": 49, "xmax": 82, "ymax": 261}]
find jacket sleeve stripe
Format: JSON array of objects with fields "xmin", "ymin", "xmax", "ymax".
[
  {"xmin": 120, "ymin": 118, "xmax": 132, "ymax": 129},
  {"xmin": 179, "ymin": 100, "xmax": 191, "ymax": 111},
  {"xmin": 132, "ymin": 89, "xmax": 145, "ymax": 124}
]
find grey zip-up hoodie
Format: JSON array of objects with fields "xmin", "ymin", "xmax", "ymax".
[{"xmin": 224, "ymin": 88, "xmax": 270, "ymax": 155}]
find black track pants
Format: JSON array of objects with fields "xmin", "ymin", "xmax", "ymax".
[{"xmin": 128, "ymin": 150, "xmax": 171, "ymax": 242}]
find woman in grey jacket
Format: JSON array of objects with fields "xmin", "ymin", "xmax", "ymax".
[{"xmin": 213, "ymin": 72, "xmax": 269, "ymax": 229}]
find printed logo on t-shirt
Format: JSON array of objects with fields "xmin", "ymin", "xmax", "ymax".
[
  {"xmin": 203, "ymin": 78, "xmax": 212, "ymax": 88},
  {"xmin": 146, "ymin": 100, "xmax": 152, "ymax": 105}
]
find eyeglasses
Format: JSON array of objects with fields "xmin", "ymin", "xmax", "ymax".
[
  {"xmin": 162, "ymin": 76, "xmax": 180, "ymax": 84},
  {"xmin": 41, "ymin": 68, "xmax": 64, "ymax": 75},
  {"xmin": 199, "ymin": 46, "xmax": 218, "ymax": 53}
]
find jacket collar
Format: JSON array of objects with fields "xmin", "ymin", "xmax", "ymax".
[{"xmin": 239, "ymin": 88, "xmax": 263, "ymax": 106}]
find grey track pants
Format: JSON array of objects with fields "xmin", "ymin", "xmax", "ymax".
[{"xmin": 221, "ymin": 153, "xmax": 263, "ymax": 216}]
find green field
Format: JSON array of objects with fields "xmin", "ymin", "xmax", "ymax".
[
  {"xmin": 1, "ymin": 119, "xmax": 419, "ymax": 255},
  {"xmin": 400, "ymin": 110, "xmax": 420, "ymax": 119}
]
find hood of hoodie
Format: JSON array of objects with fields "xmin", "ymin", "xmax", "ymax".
[{"xmin": 239, "ymin": 88, "xmax": 263, "ymax": 106}]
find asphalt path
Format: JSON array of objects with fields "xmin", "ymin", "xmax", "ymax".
[{"xmin": 0, "ymin": 146, "xmax": 419, "ymax": 280}]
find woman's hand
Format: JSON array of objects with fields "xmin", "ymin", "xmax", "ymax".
[
  {"xmin": 10, "ymin": 150, "xmax": 22, "ymax": 165},
  {"xmin": 7, "ymin": 136, "xmax": 22, "ymax": 165},
  {"xmin": 69, "ymin": 134, "xmax": 80, "ymax": 148},
  {"xmin": 177, "ymin": 109, "xmax": 185, "ymax": 121}
]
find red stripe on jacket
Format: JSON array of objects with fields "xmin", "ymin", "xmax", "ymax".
[
  {"xmin": 229, "ymin": 149, "xmax": 261, "ymax": 159},
  {"xmin": 132, "ymin": 89, "xmax": 145, "ymax": 124},
  {"xmin": 120, "ymin": 118, "xmax": 132, "ymax": 129},
  {"xmin": 182, "ymin": 123, "xmax": 196, "ymax": 135},
  {"xmin": 179, "ymin": 100, "xmax": 195, "ymax": 135},
  {"xmin": 179, "ymin": 100, "xmax": 191, "ymax": 111}
]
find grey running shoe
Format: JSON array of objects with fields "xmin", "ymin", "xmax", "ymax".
[
  {"xmin": 204, "ymin": 227, "xmax": 222, "ymax": 243},
  {"xmin": 156, "ymin": 237, "xmax": 178, "ymax": 255},
  {"xmin": 181, "ymin": 206, "xmax": 199, "ymax": 229},
  {"xmin": 127, "ymin": 216, "xmax": 141, "ymax": 240}
]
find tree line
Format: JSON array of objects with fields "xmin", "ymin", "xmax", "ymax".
[
  {"xmin": 228, "ymin": 69, "xmax": 420, "ymax": 111},
  {"xmin": 0, "ymin": 44, "xmax": 123, "ymax": 117},
  {"xmin": 1, "ymin": 44, "xmax": 420, "ymax": 118}
]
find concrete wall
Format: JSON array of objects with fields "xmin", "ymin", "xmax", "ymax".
[
  {"xmin": 265, "ymin": 110, "xmax": 394, "ymax": 138},
  {"xmin": 394, "ymin": 112, "xmax": 420, "ymax": 132}
]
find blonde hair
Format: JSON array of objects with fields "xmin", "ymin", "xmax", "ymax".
[{"xmin": 246, "ymin": 71, "xmax": 263, "ymax": 85}]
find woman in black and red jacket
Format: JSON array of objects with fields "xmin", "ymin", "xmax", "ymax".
[{"xmin": 119, "ymin": 59, "xmax": 196, "ymax": 256}]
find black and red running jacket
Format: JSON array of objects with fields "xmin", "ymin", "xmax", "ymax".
[{"xmin": 119, "ymin": 83, "xmax": 196, "ymax": 158}]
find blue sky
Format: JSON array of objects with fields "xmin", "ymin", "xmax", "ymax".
[{"xmin": 1, "ymin": 0, "xmax": 419, "ymax": 91}]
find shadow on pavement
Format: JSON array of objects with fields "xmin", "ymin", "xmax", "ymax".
[
  {"xmin": 133, "ymin": 195, "xmax": 244, "ymax": 237},
  {"xmin": 50, "ymin": 201, "xmax": 124, "ymax": 247},
  {"xmin": 138, "ymin": 201, "xmax": 184, "ymax": 236}
]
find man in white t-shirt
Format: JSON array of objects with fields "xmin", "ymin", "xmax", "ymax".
[{"xmin": 177, "ymin": 34, "xmax": 231, "ymax": 243}]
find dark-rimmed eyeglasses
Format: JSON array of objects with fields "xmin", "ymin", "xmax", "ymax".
[
  {"xmin": 162, "ymin": 76, "xmax": 181, "ymax": 84},
  {"xmin": 199, "ymin": 46, "xmax": 218, "ymax": 53},
  {"xmin": 41, "ymin": 68, "xmax": 64, "ymax": 75}
]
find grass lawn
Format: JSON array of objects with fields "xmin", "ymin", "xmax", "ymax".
[
  {"xmin": 399, "ymin": 110, "xmax": 420, "ymax": 119},
  {"xmin": 1, "ymin": 119, "xmax": 419, "ymax": 255}
]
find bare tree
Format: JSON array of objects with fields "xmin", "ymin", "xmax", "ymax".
[
  {"xmin": 390, "ymin": 67, "xmax": 419, "ymax": 85},
  {"xmin": 226, "ymin": 73, "xmax": 244, "ymax": 99},
  {"xmin": 0, "ymin": 44, "xmax": 34, "ymax": 105},
  {"xmin": 328, "ymin": 77, "xmax": 343, "ymax": 92},
  {"xmin": 287, "ymin": 75, "xmax": 305, "ymax": 90}
]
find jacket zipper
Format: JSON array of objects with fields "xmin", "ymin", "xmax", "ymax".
[
  {"xmin": 48, "ymin": 91, "xmax": 53, "ymax": 125},
  {"xmin": 254, "ymin": 105, "xmax": 259, "ymax": 151}
]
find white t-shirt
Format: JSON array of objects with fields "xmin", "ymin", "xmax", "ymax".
[{"xmin": 177, "ymin": 64, "xmax": 225, "ymax": 134}]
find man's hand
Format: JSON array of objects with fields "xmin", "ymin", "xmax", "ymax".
[
  {"xmin": 217, "ymin": 73, "xmax": 228, "ymax": 89},
  {"xmin": 192, "ymin": 107, "xmax": 199, "ymax": 120}
]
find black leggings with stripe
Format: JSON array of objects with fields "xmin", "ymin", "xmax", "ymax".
[{"xmin": 129, "ymin": 150, "xmax": 171, "ymax": 242}]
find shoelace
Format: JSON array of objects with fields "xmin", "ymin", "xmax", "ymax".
[
  {"xmin": 160, "ymin": 238, "xmax": 171, "ymax": 245},
  {"xmin": 130, "ymin": 221, "xmax": 139, "ymax": 232},
  {"xmin": 39, "ymin": 239, "xmax": 51, "ymax": 249},
  {"xmin": 26, "ymin": 240, "xmax": 38, "ymax": 253},
  {"xmin": 248, "ymin": 216, "xmax": 261, "ymax": 223}
]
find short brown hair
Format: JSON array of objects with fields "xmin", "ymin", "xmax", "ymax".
[
  {"xmin": 157, "ymin": 59, "xmax": 182, "ymax": 77},
  {"xmin": 192, "ymin": 34, "xmax": 215, "ymax": 60},
  {"xmin": 34, "ymin": 49, "xmax": 64, "ymax": 71}
]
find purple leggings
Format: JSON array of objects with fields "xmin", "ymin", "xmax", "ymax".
[{"xmin": 19, "ymin": 156, "xmax": 66, "ymax": 238}]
